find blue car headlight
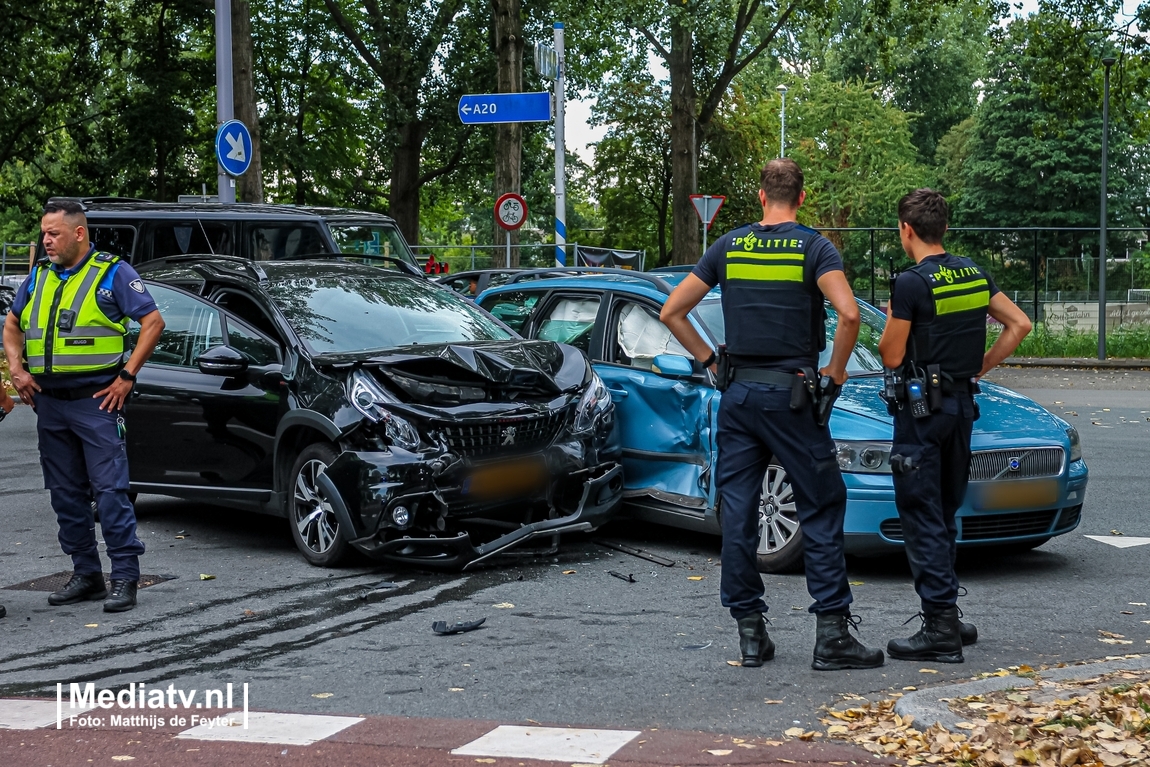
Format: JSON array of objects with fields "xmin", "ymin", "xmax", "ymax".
[
  {"xmin": 835, "ymin": 441, "xmax": 892, "ymax": 474},
  {"xmin": 1066, "ymin": 426, "xmax": 1082, "ymax": 463},
  {"xmin": 347, "ymin": 369, "xmax": 421, "ymax": 451},
  {"xmin": 573, "ymin": 371, "xmax": 611, "ymax": 435}
]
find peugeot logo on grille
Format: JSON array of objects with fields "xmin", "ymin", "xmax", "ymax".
[
  {"xmin": 1008, "ymin": 456, "xmax": 1022, "ymax": 472},
  {"xmin": 501, "ymin": 426, "xmax": 517, "ymax": 446}
]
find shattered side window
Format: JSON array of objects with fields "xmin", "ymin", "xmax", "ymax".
[
  {"xmin": 536, "ymin": 296, "xmax": 600, "ymax": 352},
  {"xmin": 480, "ymin": 290, "xmax": 540, "ymax": 333},
  {"xmin": 613, "ymin": 301, "xmax": 689, "ymax": 370}
]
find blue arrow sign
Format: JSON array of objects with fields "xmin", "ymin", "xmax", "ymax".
[
  {"xmin": 458, "ymin": 92, "xmax": 552, "ymax": 125},
  {"xmin": 215, "ymin": 119, "xmax": 253, "ymax": 176}
]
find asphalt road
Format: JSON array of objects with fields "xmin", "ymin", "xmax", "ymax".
[{"xmin": 0, "ymin": 367, "xmax": 1147, "ymax": 739}]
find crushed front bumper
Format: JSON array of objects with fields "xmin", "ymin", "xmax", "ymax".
[{"xmin": 315, "ymin": 448, "xmax": 624, "ymax": 570}]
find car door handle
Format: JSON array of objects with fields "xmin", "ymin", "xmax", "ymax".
[{"xmin": 606, "ymin": 384, "xmax": 629, "ymax": 400}]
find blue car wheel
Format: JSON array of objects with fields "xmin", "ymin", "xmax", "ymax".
[{"xmin": 757, "ymin": 463, "xmax": 805, "ymax": 573}]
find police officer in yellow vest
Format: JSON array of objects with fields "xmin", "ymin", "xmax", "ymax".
[
  {"xmin": 3, "ymin": 200, "xmax": 165, "ymax": 613},
  {"xmin": 0, "ymin": 340, "xmax": 13, "ymax": 621},
  {"xmin": 877, "ymin": 190, "xmax": 1031, "ymax": 661}
]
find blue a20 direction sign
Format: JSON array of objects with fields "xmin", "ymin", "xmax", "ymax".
[
  {"xmin": 215, "ymin": 119, "xmax": 253, "ymax": 176},
  {"xmin": 458, "ymin": 92, "xmax": 552, "ymax": 125}
]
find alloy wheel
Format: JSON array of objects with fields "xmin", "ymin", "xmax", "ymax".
[
  {"xmin": 294, "ymin": 459, "xmax": 339, "ymax": 555},
  {"xmin": 758, "ymin": 464, "xmax": 800, "ymax": 555}
]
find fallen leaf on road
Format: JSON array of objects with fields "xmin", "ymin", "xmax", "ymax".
[
  {"xmin": 493, "ymin": 602, "xmax": 514, "ymax": 608},
  {"xmin": 764, "ymin": 699, "xmax": 784, "ymax": 704},
  {"xmin": 737, "ymin": 743, "xmax": 756, "ymax": 748},
  {"xmin": 85, "ymin": 623, "xmax": 98, "ymax": 628},
  {"xmin": 562, "ymin": 570, "xmax": 576, "ymax": 575},
  {"xmin": 311, "ymin": 693, "xmax": 333, "ymax": 699},
  {"xmin": 1099, "ymin": 630, "xmax": 1126, "ymax": 638},
  {"xmin": 1121, "ymin": 610, "xmax": 1134, "ymax": 614},
  {"xmin": 849, "ymin": 581, "xmax": 864, "ymax": 586},
  {"xmin": 474, "ymin": 760, "xmax": 496, "ymax": 764},
  {"xmin": 1099, "ymin": 638, "xmax": 1133, "ymax": 644},
  {"xmin": 903, "ymin": 686, "xmax": 917, "ymax": 691},
  {"xmin": 449, "ymin": 688, "xmax": 464, "ymax": 692},
  {"xmin": 687, "ymin": 576, "xmax": 705, "ymax": 581},
  {"xmin": 199, "ymin": 574, "xmax": 216, "ymax": 580},
  {"xmin": 726, "ymin": 660, "xmax": 741, "ymax": 666},
  {"xmin": 1130, "ymin": 602, "xmax": 1147, "ymax": 606},
  {"xmin": 111, "ymin": 758, "xmax": 135, "ymax": 763},
  {"xmin": 784, "ymin": 727, "xmax": 805, "ymax": 737},
  {"xmin": 1110, "ymin": 530, "xmax": 1124, "ymax": 535},
  {"xmin": 919, "ymin": 668, "xmax": 939, "ymax": 674},
  {"xmin": 705, "ymin": 749, "xmax": 732, "ymax": 756}
]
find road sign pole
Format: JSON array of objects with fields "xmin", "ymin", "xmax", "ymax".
[
  {"xmin": 506, "ymin": 229, "xmax": 511, "ymax": 269},
  {"xmin": 702, "ymin": 220, "xmax": 707, "ymax": 253},
  {"xmin": 215, "ymin": 0, "xmax": 236, "ymax": 203},
  {"xmin": 553, "ymin": 22, "xmax": 566, "ymax": 267}
]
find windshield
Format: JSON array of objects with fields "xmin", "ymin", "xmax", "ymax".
[
  {"xmin": 265, "ymin": 276, "xmax": 512, "ymax": 355},
  {"xmin": 694, "ymin": 298, "xmax": 885, "ymax": 374},
  {"xmin": 326, "ymin": 223, "xmax": 417, "ymax": 266}
]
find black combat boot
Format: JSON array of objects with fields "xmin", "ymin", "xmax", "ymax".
[
  {"xmin": 812, "ymin": 614, "xmax": 885, "ymax": 670},
  {"xmin": 104, "ymin": 580, "xmax": 138, "ymax": 613},
  {"xmin": 48, "ymin": 572, "xmax": 108, "ymax": 606},
  {"xmin": 888, "ymin": 606, "xmax": 964, "ymax": 663},
  {"xmin": 958, "ymin": 615, "xmax": 978, "ymax": 645},
  {"xmin": 737, "ymin": 613, "xmax": 775, "ymax": 667}
]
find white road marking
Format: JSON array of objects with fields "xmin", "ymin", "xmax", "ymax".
[
  {"xmin": 176, "ymin": 711, "xmax": 362, "ymax": 745},
  {"xmin": 0, "ymin": 699, "xmax": 91, "ymax": 730},
  {"xmin": 452, "ymin": 725, "xmax": 642, "ymax": 764},
  {"xmin": 1085, "ymin": 535, "xmax": 1150, "ymax": 549}
]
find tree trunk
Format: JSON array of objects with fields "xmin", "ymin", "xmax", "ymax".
[
  {"xmin": 668, "ymin": 5, "xmax": 699, "ymax": 265},
  {"xmin": 492, "ymin": 0, "xmax": 523, "ymax": 264},
  {"xmin": 390, "ymin": 120, "xmax": 427, "ymax": 243},
  {"xmin": 232, "ymin": 0, "xmax": 264, "ymax": 203}
]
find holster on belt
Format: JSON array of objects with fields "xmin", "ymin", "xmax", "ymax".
[
  {"xmin": 791, "ymin": 366, "xmax": 817, "ymax": 411},
  {"xmin": 926, "ymin": 364, "xmax": 943, "ymax": 412},
  {"xmin": 715, "ymin": 345, "xmax": 731, "ymax": 392},
  {"xmin": 814, "ymin": 375, "xmax": 842, "ymax": 428}
]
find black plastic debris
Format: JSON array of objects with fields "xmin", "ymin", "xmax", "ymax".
[
  {"xmin": 596, "ymin": 540, "xmax": 675, "ymax": 567},
  {"xmin": 432, "ymin": 617, "xmax": 486, "ymax": 636},
  {"xmin": 608, "ymin": 571, "xmax": 636, "ymax": 583},
  {"xmin": 681, "ymin": 641, "xmax": 712, "ymax": 651}
]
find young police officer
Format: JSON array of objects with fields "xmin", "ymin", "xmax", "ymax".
[
  {"xmin": 662, "ymin": 159, "xmax": 883, "ymax": 671},
  {"xmin": 877, "ymin": 189, "xmax": 1031, "ymax": 662},
  {"xmin": 3, "ymin": 200, "xmax": 165, "ymax": 613}
]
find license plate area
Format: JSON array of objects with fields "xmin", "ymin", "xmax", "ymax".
[
  {"xmin": 463, "ymin": 457, "xmax": 549, "ymax": 500},
  {"xmin": 971, "ymin": 479, "xmax": 1060, "ymax": 511}
]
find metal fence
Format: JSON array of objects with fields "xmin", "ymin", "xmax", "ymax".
[
  {"xmin": 823, "ymin": 227, "xmax": 1150, "ymax": 325},
  {"xmin": 1, "ymin": 242, "xmax": 35, "ymax": 290},
  {"xmin": 414, "ymin": 243, "xmax": 645, "ymax": 273}
]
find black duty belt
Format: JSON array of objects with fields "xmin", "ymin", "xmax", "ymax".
[
  {"xmin": 37, "ymin": 384, "xmax": 106, "ymax": 400},
  {"xmin": 730, "ymin": 368, "xmax": 796, "ymax": 386},
  {"xmin": 940, "ymin": 378, "xmax": 975, "ymax": 395}
]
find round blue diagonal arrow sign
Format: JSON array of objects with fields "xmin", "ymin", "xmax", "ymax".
[{"xmin": 215, "ymin": 119, "xmax": 253, "ymax": 176}]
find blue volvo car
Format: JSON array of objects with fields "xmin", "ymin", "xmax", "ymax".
[{"xmin": 477, "ymin": 268, "xmax": 1088, "ymax": 572}]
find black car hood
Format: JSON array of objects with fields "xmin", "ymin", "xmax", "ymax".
[{"xmin": 318, "ymin": 341, "xmax": 589, "ymax": 405}]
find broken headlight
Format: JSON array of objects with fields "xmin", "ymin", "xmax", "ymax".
[
  {"xmin": 835, "ymin": 441, "xmax": 892, "ymax": 474},
  {"xmin": 348, "ymin": 369, "xmax": 421, "ymax": 451},
  {"xmin": 573, "ymin": 371, "xmax": 611, "ymax": 435}
]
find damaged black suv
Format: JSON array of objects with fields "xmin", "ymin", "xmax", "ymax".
[{"xmin": 129, "ymin": 255, "xmax": 623, "ymax": 569}]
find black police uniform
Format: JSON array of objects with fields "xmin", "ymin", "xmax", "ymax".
[
  {"xmin": 888, "ymin": 254, "xmax": 998, "ymax": 613},
  {"xmin": 692, "ymin": 222, "xmax": 853, "ymax": 620}
]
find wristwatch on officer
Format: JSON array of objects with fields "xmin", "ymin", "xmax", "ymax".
[
  {"xmin": 118, "ymin": 369, "xmax": 138, "ymax": 383},
  {"xmin": 699, "ymin": 351, "xmax": 717, "ymax": 368}
]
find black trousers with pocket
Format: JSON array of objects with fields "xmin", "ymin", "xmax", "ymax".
[{"xmin": 890, "ymin": 392, "xmax": 976, "ymax": 612}]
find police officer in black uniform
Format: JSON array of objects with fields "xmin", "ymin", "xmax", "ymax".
[
  {"xmin": 662, "ymin": 159, "xmax": 883, "ymax": 670},
  {"xmin": 877, "ymin": 189, "xmax": 1031, "ymax": 661}
]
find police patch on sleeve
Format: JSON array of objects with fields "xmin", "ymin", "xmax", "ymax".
[{"xmin": 129, "ymin": 279, "xmax": 145, "ymax": 294}]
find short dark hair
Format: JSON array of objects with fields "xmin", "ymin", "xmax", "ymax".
[
  {"xmin": 897, "ymin": 189, "xmax": 948, "ymax": 244},
  {"xmin": 42, "ymin": 199, "xmax": 88, "ymax": 228},
  {"xmin": 760, "ymin": 158, "xmax": 804, "ymax": 207}
]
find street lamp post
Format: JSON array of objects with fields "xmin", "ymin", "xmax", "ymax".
[
  {"xmin": 776, "ymin": 84, "xmax": 788, "ymax": 158},
  {"xmin": 1098, "ymin": 55, "xmax": 1116, "ymax": 361}
]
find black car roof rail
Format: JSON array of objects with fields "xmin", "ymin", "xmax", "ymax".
[
  {"xmin": 136, "ymin": 253, "xmax": 268, "ymax": 283},
  {"xmin": 47, "ymin": 195, "xmax": 153, "ymax": 205},
  {"xmin": 506, "ymin": 267, "xmax": 673, "ymax": 294},
  {"xmin": 284, "ymin": 251, "xmax": 426, "ymax": 278}
]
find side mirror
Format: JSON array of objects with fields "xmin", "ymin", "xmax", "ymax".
[
  {"xmin": 651, "ymin": 354, "xmax": 694, "ymax": 379},
  {"xmin": 196, "ymin": 345, "xmax": 249, "ymax": 377}
]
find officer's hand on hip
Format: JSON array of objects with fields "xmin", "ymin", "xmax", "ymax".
[
  {"xmin": 95, "ymin": 377, "xmax": 133, "ymax": 412},
  {"xmin": 10, "ymin": 369, "xmax": 39, "ymax": 404},
  {"xmin": 819, "ymin": 365, "xmax": 848, "ymax": 386}
]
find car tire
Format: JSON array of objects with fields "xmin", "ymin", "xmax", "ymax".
[
  {"xmin": 756, "ymin": 463, "xmax": 805, "ymax": 573},
  {"xmin": 288, "ymin": 443, "xmax": 350, "ymax": 567}
]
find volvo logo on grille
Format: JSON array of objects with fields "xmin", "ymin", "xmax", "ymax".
[
  {"xmin": 501, "ymin": 426, "xmax": 517, "ymax": 446},
  {"xmin": 1008, "ymin": 456, "xmax": 1022, "ymax": 472}
]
